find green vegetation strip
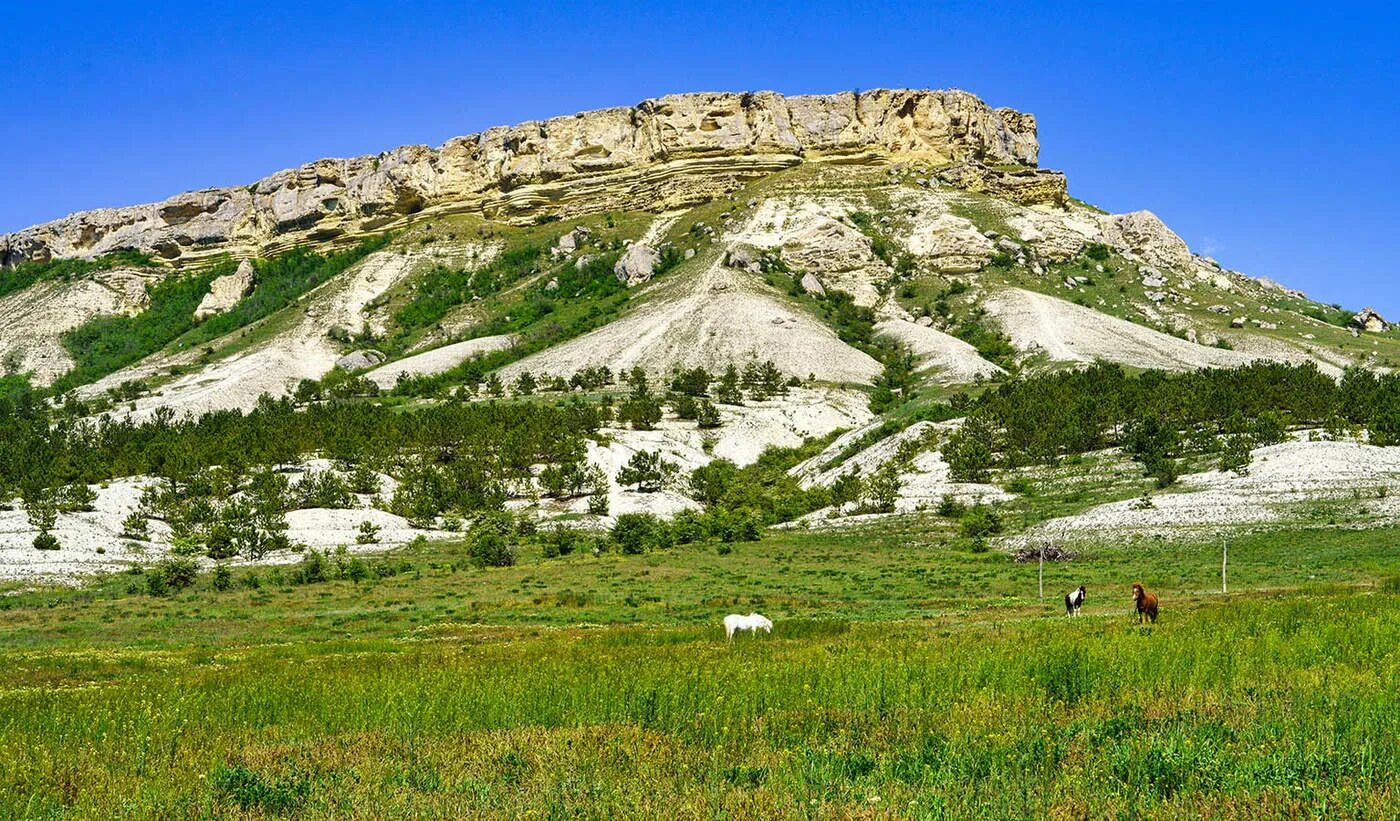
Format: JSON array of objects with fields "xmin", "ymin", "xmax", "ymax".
[
  {"xmin": 0, "ymin": 249, "xmax": 155, "ymax": 301},
  {"xmin": 1, "ymin": 588, "xmax": 1396, "ymax": 817}
]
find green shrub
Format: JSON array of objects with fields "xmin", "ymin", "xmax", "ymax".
[
  {"xmin": 120, "ymin": 510, "xmax": 149, "ymax": 541},
  {"xmin": 960, "ymin": 505, "xmax": 1003, "ymax": 539},
  {"xmin": 612, "ymin": 513, "xmax": 663, "ymax": 554},
  {"xmin": 302, "ymin": 551, "xmax": 333, "ymax": 583},
  {"xmin": 155, "ymin": 557, "xmax": 199, "ymax": 591},
  {"xmin": 211, "ymin": 763, "xmax": 311, "ymax": 813},
  {"xmin": 145, "ymin": 571, "xmax": 169, "ymax": 597},
  {"xmin": 356, "ymin": 520, "xmax": 381, "ymax": 545},
  {"xmin": 936, "ymin": 494, "xmax": 966, "ymax": 518},
  {"xmin": 542, "ymin": 527, "xmax": 583, "ymax": 558}
]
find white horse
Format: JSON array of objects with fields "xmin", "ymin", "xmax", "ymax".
[{"xmin": 723, "ymin": 612, "xmax": 773, "ymax": 641}]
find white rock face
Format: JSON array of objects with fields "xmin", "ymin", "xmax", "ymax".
[
  {"xmin": 904, "ymin": 213, "xmax": 994, "ymax": 272},
  {"xmin": 193, "ymin": 259, "xmax": 254, "ymax": 319},
  {"xmin": 1007, "ymin": 212, "xmax": 1089, "ymax": 262}
]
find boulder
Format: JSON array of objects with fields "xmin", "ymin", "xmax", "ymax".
[
  {"xmin": 1230, "ymin": 316, "xmax": 1246, "ymax": 329},
  {"xmin": 194, "ymin": 259, "xmax": 255, "ymax": 320},
  {"xmin": 726, "ymin": 246, "xmax": 759, "ymax": 272},
  {"xmin": 553, "ymin": 226, "xmax": 591, "ymax": 255},
  {"xmin": 614, "ymin": 243, "xmax": 659, "ymax": 286},
  {"xmin": 799, "ymin": 272, "xmax": 826, "ymax": 296},
  {"xmin": 336, "ymin": 349, "xmax": 386, "ymax": 371}
]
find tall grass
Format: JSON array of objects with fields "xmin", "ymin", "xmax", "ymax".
[{"xmin": 2, "ymin": 593, "xmax": 1396, "ymax": 817}]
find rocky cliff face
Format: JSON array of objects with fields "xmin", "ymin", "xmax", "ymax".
[{"xmin": 1, "ymin": 89, "xmax": 1060, "ymax": 268}]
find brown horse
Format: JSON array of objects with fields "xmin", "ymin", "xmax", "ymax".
[{"xmin": 1131, "ymin": 583, "xmax": 1159, "ymax": 624}]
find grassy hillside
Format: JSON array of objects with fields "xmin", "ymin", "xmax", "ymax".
[{"xmin": 2, "ymin": 525, "xmax": 1398, "ymax": 817}]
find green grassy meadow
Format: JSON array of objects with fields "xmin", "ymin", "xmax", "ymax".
[{"xmin": 3, "ymin": 523, "xmax": 1399, "ymax": 818}]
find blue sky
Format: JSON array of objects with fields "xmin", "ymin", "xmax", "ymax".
[{"xmin": 4, "ymin": 1, "xmax": 1396, "ymax": 313}]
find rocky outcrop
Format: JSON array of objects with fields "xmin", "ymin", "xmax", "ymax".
[
  {"xmin": 932, "ymin": 161, "xmax": 1066, "ymax": 206},
  {"xmin": 1104, "ymin": 211, "xmax": 1193, "ymax": 270},
  {"xmin": 193, "ymin": 259, "xmax": 254, "ymax": 319},
  {"xmin": 1007, "ymin": 212, "xmax": 1089, "ymax": 262},
  {"xmin": 904, "ymin": 214, "xmax": 994, "ymax": 272},
  {"xmin": 1353, "ymin": 307, "xmax": 1389, "ymax": 333},
  {"xmin": 2, "ymin": 89, "xmax": 1047, "ymax": 269}
]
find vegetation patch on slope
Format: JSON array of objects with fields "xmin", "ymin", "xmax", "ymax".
[
  {"xmin": 51, "ymin": 238, "xmax": 387, "ymax": 392},
  {"xmin": 0, "ymin": 249, "xmax": 156, "ymax": 301}
]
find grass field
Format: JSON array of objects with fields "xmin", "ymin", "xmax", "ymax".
[{"xmin": 2, "ymin": 522, "xmax": 1399, "ymax": 817}]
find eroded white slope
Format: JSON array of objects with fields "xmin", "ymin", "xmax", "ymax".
[
  {"xmin": 985, "ymin": 287, "xmax": 1265, "ymax": 371},
  {"xmin": 0, "ymin": 270, "xmax": 155, "ymax": 386},
  {"xmin": 364, "ymin": 334, "xmax": 517, "ymax": 389},
  {"xmin": 498, "ymin": 252, "xmax": 882, "ymax": 385},
  {"xmin": 1018, "ymin": 438, "xmax": 1400, "ymax": 542}
]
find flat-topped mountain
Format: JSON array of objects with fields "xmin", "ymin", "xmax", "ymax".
[{"xmin": 2, "ymin": 86, "xmax": 1400, "ymax": 587}]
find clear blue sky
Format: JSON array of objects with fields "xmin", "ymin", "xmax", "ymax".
[{"xmin": 4, "ymin": 1, "xmax": 1396, "ymax": 314}]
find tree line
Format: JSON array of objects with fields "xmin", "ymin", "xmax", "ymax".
[{"xmin": 942, "ymin": 362, "xmax": 1400, "ymax": 483}]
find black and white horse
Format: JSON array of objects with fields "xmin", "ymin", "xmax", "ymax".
[{"xmin": 1064, "ymin": 585, "xmax": 1086, "ymax": 616}]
